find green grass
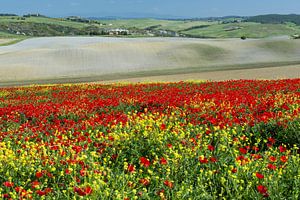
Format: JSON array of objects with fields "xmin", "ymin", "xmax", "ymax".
[
  {"xmin": 1, "ymin": 16, "xmax": 300, "ymax": 38},
  {"xmin": 182, "ymin": 22, "xmax": 300, "ymax": 38},
  {"xmin": 100, "ymin": 19, "xmax": 215, "ymax": 31},
  {"xmin": 0, "ymin": 16, "xmax": 90, "ymax": 28}
]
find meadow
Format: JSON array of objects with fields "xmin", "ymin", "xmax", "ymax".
[{"xmin": 0, "ymin": 79, "xmax": 299, "ymax": 199}]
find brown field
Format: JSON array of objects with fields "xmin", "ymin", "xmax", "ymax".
[{"xmin": 0, "ymin": 37, "xmax": 299, "ymax": 86}]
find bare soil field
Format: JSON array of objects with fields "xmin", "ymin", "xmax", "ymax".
[{"xmin": 0, "ymin": 37, "xmax": 299, "ymax": 86}]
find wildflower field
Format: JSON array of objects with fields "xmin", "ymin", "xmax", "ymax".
[{"xmin": 0, "ymin": 79, "xmax": 299, "ymax": 199}]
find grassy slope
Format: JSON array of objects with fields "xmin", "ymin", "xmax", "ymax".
[
  {"xmin": 100, "ymin": 19, "xmax": 215, "ymax": 31},
  {"xmin": 0, "ymin": 16, "xmax": 89, "ymax": 28},
  {"xmin": 182, "ymin": 22, "xmax": 300, "ymax": 38},
  {"xmin": 1, "ymin": 16, "xmax": 299, "ymax": 38}
]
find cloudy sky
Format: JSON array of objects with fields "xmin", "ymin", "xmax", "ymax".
[{"xmin": 1, "ymin": 0, "xmax": 299, "ymax": 18}]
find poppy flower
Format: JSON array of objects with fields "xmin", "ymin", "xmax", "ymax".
[
  {"xmin": 160, "ymin": 123, "xmax": 166, "ymax": 130},
  {"xmin": 268, "ymin": 137, "xmax": 276, "ymax": 144},
  {"xmin": 257, "ymin": 185, "xmax": 269, "ymax": 197},
  {"xmin": 36, "ymin": 171, "xmax": 43, "ymax": 178},
  {"xmin": 74, "ymin": 186, "xmax": 93, "ymax": 196},
  {"xmin": 139, "ymin": 178, "xmax": 150, "ymax": 186},
  {"xmin": 164, "ymin": 180, "xmax": 173, "ymax": 188},
  {"xmin": 252, "ymin": 146, "xmax": 259, "ymax": 152},
  {"xmin": 279, "ymin": 146, "xmax": 286, "ymax": 153},
  {"xmin": 160, "ymin": 157, "xmax": 168, "ymax": 165},
  {"xmin": 127, "ymin": 164, "xmax": 135, "ymax": 173},
  {"xmin": 210, "ymin": 157, "xmax": 217, "ymax": 163},
  {"xmin": 239, "ymin": 147, "xmax": 247, "ymax": 154},
  {"xmin": 199, "ymin": 157, "xmax": 208, "ymax": 164},
  {"xmin": 267, "ymin": 164, "xmax": 276, "ymax": 170},
  {"xmin": 280, "ymin": 156, "xmax": 288, "ymax": 163},
  {"xmin": 269, "ymin": 156, "xmax": 277, "ymax": 162},
  {"xmin": 3, "ymin": 181, "xmax": 14, "ymax": 187},
  {"xmin": 31, "ymin": 180, "xmax": 40, "ymax": 189},
  {"xmin": 140, "ymin": 157, "xmax": 151, "ymax": 168},
  {"xmin": 256, "ymin": 172, "xmax": 264, "ymax": 179},
  {"xmin": 207, "ymin": 144, "xmax": 215, "ymax": 151},
  {"xmin": 36, "ymin": 190, "xmax": 46, "ymax": 196},
  {"xmin": 65, "ymin": 169, "xmax": 71, "ymax": 175}
]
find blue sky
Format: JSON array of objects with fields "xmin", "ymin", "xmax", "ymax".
[{"xmin": 1, "ymin": 0, "xmax": 299, "ymax": 18}]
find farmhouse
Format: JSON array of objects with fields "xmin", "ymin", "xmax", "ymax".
[{"xmin": 107, "ymin": 28, "xmax": 129, "ymax": 35}]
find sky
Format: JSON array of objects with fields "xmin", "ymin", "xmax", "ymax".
[{"xmin": 0, "ymin": 0, "xmax": 299, "ymax": 18}]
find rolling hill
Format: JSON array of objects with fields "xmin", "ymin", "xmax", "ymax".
[{"xmin": 0, "ymin": 14, "xmax": 300, "ymax": 39}]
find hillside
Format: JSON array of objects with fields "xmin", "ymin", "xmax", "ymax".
[
  {"xmin": 0, "ymin": 14, "xmax": 300, "ymax": 39},
  {"xmin": 0, "ymin": 37, "xmax": 300, "ymax": 86},
  {"xmin": 247, "ymin": 14, "xmax": 300, "ymax": 25}
]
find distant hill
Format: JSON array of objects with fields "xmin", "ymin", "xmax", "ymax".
[
  {"xmin": 0, "ymin": 13, "xmax": 300, "ymax": 39},
  {"xmin": 247, "ymin": 14, "xmax": 300, "ymax": 25}
]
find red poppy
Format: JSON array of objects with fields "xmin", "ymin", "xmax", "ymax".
[
  {"xmin": 231, "ymin": 168, "xmax": 237, "ymax": 173},
  {"xmin": 15, "ymin": 187, "xmax": 22, "ymax": 193},
  {"xmin": 207, "ymin": 144, "xmax": 215, "ymax": 151},
  {"xmin": 36, "ymin": 171, "xmax": 43, "ymax": 178},
  {"xmin": 139, "ymin": 178, "xmax": 150, "ymax": 186},
  {"xmin": 279, "ymin": 146, "xmax": 286, "ymax": 153},
  {"xmin": 199, "ymin": 157, "xmax": 208, "ymax": 164},
  {"xmin": 252, "ymin": 146, "xmax": 260, "ymax": 152},
  {"xmin": 160, "ymin": 157, "xmax": 168, "ymax": 165},
  {"xmin": 160, "ymin": 123, "xmax": 166, "ymax": 130},
  {"xmin": 267, "ymin": 164, "xmax": 276, "ymax": 170},
  {"xmin": 268, "ymin": 137, "xmax": 276, "ymax": 144},
  {"xmin": 256, "ymin": 172, "xmax": 264, "ymax": 179},
  {"xmin": 65, "ymin": 169, "xmax": 71, "ymax": 174},
  {"xmin": 80, "ymin": 169, "xmax": 86, "ymax": 176},
  {"xmin": 239, "ymin": 147, "xmax": 247, "ymax": 154},
  {"xmin": 3, "ymin": 181, "xmax": 14, "ymax": 187},
  {"xmin": 280, "ymin": 156, "xmax": 288, "ymax": 163},
  {"xmin": 269, "ymin": 156, "xmax": 277, "ymax": 162},
  {"xmin": 74, "ymin": 186, "xmax": 93, "ymax": 196},
  {"xmin": 164, "ymin": 180, "xmax": 173, "ymax": 188},
  {"xmin": 257, "ymin": 185, "xmax": 269, "ymax": 197},
  {"xmin": 31, "ymin": 180, "xmax": 40, "ymax": 189},
  {"xmin": 140, "ymin": 157, "xmax": 151, "ymax": 168},
  {"xmin": 167, "ymin": 144, "xmax": 173, "ymax": 148},
  {"xmin": 210, "ymin": 157, "xmax": 217, "ymax": 163},
  {"xmin": 127, "ymin": 164, "xmax": 135, "ymax": 173},
  {"xmin": 36, "ymin": 190, "xmax": 47, "ymax": 196}
]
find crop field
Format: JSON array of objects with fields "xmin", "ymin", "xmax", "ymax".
[
  {"xmin": 0, "ymin": 79, "xmax": 299, "ymax": 199},
  {"xmin": 1, "ymin": 37, "xmax": 300, "ymax": 86}
]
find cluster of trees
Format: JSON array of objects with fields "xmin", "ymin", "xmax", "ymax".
[
  {"xmin": 0, "ymin": 13, "xmax": 17, "ymax": 16},
  {"xmin": 247, "ymin": 14, "xmax": 300, "ymax": 25}
]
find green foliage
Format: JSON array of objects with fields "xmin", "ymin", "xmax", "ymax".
[{"xmin": 247, "ymin": 14, "xmax": 300, "ymax": 26}]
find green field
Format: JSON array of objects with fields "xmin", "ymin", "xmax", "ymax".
[
  {"xmin": 1, "ymin": 15, "xmax": 300, "ymax": 41},
  {"xmin": 182, "ymin": 22, "xmax": 300, "ymax": 38}
]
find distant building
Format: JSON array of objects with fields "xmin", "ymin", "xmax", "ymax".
[{"xmin": 107, "ymin": 28, "xmax": 129, "ymax": 35}]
